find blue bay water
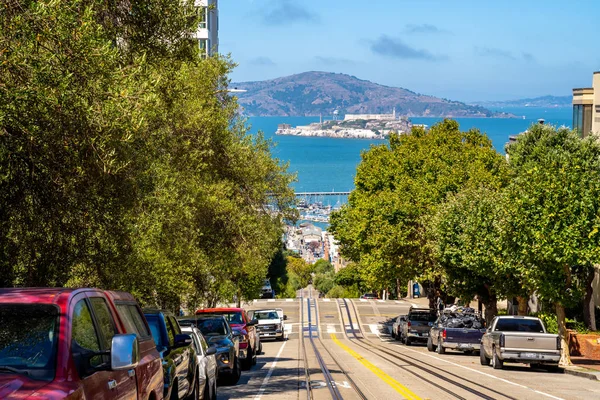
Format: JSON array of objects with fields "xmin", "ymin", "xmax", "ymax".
[{"xmin": 247, "ymin": 107, "xmax": 572, "ymax": 192}]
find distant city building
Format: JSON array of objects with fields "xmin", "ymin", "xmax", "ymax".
[
  {"xmin": 195, "ymin": 0, "xmax": 218, "ymax": 57},
  {"xmin": 344, "ymin": 108, "xmax": 397, "ymax": 121},
  {"xmin": 572, "ymin": 71, "xmax": 600, "ymax": 137}
]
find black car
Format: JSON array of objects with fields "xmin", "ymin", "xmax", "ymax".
[
  {"xmin": 179, "ymin": 316, "xmax": 241, "ymax": 385},
  {"xmin": 144, "ymin": 309, "xmax": 199, "ymax": 400}
]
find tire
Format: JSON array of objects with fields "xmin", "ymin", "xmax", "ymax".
[
  {"xmin": 530, "ymin": 363, "xmax": 540, "ymax": 370},
  {"xmin": 185, "ymin": 371, "xmax": 200, "ymax": 400},
  {"xmin": 480, "ymin": 346, "xmax": 490, "ymax": 366},
  {"xmin": 405, "ymin": 337, "xmax": 411, "ymax": 346},
  {"xmin": 544, "ymin": 364, "xmax": 561, "ymax": 373},
  {"xmin": 228, "ymin": 357, "xmax": 241, "ymax": 385},
  {"xmin": 391, "ymin": 330, "xmax": 396, "ymax": 339},
  {"xmin": 242, "ymin": 346, "xmax": 254, "ymax": 370},
  {"xmin": 436, "ymin": 338, "xmax": 445, "ymax": 354},
  {"xmin": 492, "ymin": 347, "xmax": 504, "ymax": 370},
  {"xmin": 211, "ymin": 380, "xmax": 217, "ymax": 400},
  {"xmin": 427, "ymin": 337, "xmax": 436, "ymax": 352},
  {"xmin": 202, "ymin": 375, "xmax": 210, "ymax": 400}
]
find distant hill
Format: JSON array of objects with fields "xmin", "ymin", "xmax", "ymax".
[
  {"xmin": 473, "ymin": 95, "xmax": 572, "ymax": 108},
  {"xmin": 232, "ymin": 71, "xmax": 513, "ymax": 118}
]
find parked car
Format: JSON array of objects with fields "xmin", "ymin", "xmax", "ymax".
[
  {"xmin": 391, "ymin": 315, "xmax": 406, "ymax": 340},
  {"xmin": 0, "ymin": 288, "xmax": 163, "ymax": 400},
  {"xmin": 180, "ymin": 316, "xmax": 241, "ymax": 385},
  {"xmin": 480, "ymin": 316, "xmax": 561, "ymax": 370},
  {"xmin": 144, "ymin": 309, "xmax": 199, "ymax": 400},
  {"xmin": 398, "ymin": 307, "xmax": 437, "ymax": 345},
  {"xmin": 360, "ymin": 293, "xmax": 379, "ymax": 299},
  {"xmin": 249, "ymin": 308, "xmax": 287, "ymax": 341},
  {"xmin": 196, "ymin": 308, "xmax": 259, "ymax": 370},
  {"xmin": 428, "ymin": 312, "xmax": 486, "ymax": 354},
  {"xmin": 181, "ymin": 325, "xmax": 218, "ymax": 400},
  {"xmin": 261, "ymin": 279, "xmax": 275, "ymax": 299}
]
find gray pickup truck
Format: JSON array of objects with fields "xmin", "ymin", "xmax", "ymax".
[
  {"xmin": 399, "ymin": 307, "xmax": 437, "ymax": 345},
  {"xmin": 480, "ymin": 316, "xmax": 561, "ymax": 370},
  {"xmin": 428, "ymin": 312, "xmax": 485, "ymax": 354}
]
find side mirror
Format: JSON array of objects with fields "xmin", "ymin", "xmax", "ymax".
[
  {"xmin": 232, "ymin": 328, "xmax": 242, "ymax": 337},
  {"xmin": 283, "ymin": 315, "xmax": 288, "ymax": 321},
  {"xmin": 248, "ymin": 318, "xmax": 258, "ymax": 326},
  {"xmin": 111, "ymin": 334, "xmax": 139, "ymax": 370},
  {"xmin": 206, "ymin": 346, "xmax": 217, "ymax": 356},
  {"xmin": 174, "ymin": 334, "xmax": 192, "ymax": 349}
]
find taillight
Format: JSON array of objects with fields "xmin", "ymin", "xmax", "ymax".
[
  {"xmin": 556, "ymin": 336, "xmax": 561, "ymax": 350},
  {"xmin": 407, "ymin": 321, "xmax": 411, "ymax": 329},
  {"xmin": 499, "ymin": 334, "xmax": 505, "ymax": 347},
  {"xmin": 442, "ymin": 329, "xmax": 447, "ymax": 340}
]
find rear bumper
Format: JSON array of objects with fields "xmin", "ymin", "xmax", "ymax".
[
  {"xmin": 500, "ymin": 350, "xmax": 560, "ymax": 364},
  {"xmin": 442, "ymin": 342, "xmax": 480, "ymax": 350},
  {"xmin": 407, "ymin": 332, "xmax": 429, "ymax": 341}
]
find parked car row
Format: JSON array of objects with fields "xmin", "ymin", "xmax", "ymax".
[
  {"xmin": 392, "ymin": 306, "xmax": 562, "ymax": 371},
  {"xmin": 0, "ymin": 288, "xmax": 285, "ymax": 399}
]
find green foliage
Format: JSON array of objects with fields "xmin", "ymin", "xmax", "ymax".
[
  {"xmin": 286, "ymin": 256, "xmax": 313, "ymax": 289},
  {"xmin": 505, "ymin": 124, "xmax": 600, "ymax": 307},
  {"xmin": 331, "ymin": 120, "xmax": 506, "ymax": 290},
  {"xmin": 326, "ymin": 284, "xmax": 360, "ymax": 299},
  {"xmin": 0, "ymin": 0, "xmax": 295, "ymax": 307},
  {"xmin": 313, "ymin": 260, "xmax": 334, "ymax": 275}
]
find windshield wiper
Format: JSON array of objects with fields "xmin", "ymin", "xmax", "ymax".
[{"xmin": 0, "ymin": 366, "xmax": 29, "ymax": 375}]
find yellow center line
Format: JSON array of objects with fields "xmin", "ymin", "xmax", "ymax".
[{"xmin": 330, "ymin": 333, "xmax": 422, "ymax": 400}]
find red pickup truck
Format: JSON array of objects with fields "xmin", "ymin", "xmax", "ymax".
[{"xmin": 0, "ymin": 288, "xmax": 163, "ymax": 399}]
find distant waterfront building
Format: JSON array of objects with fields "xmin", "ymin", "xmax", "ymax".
[
  {"xmin": 195, "ymin": 0, "xmax": 218, "ymax": 57},
  {"xmin": 278, "ymin": 123, "xmax": 292, "ymax": 130},
  {"xmin": 572, "ymin": 71, "xmax": 600, "ymax": 137},
  {"xmin": 344, "ymin": 107, "xmax": 397, "ymax": 121}
]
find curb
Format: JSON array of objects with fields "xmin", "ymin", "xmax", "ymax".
[{"xmin": 563, "ymin": 367, "xmax": 600, "ymax": 381}]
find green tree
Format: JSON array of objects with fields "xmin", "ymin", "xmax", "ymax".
[
  {"xmin": 331, "ymin": 120, "xmax": 506, "ymax": 305},
  {"xmin": 432, "ymin": 186, "xmax": 524, "ymax": 324},
  {"xmin": 504, "ymin": 124, "xmax": 600, "ymax": 365},
  {"xmin": 286, "ymin": 256, "xmax": 313, "ymax": 289}
]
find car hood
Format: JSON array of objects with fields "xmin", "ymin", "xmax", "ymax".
[{"xmin": 0, "ymin": 374, "xmax": 52, "ymax": 398}]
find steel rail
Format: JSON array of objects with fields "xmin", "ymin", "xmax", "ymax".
[{"xmin": 341, "ymin": 299, "xmax": 516, "ymax": 400}]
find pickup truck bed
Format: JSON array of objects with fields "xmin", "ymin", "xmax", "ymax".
[{"xmin": 428, "ymin": 313, "xmax": 485, "ymax": 354}]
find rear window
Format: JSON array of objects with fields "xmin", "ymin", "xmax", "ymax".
[
  {"xmin": 116, "ymin": 303, "xmax": 151, "ymax": 339},
  {"xmin": 145, "ymin": 315, "xmax": 166, "ymax": 347},
  {"xmin": 0, "ymin": 304, "xmax": 59, "ymax": 381},
  {"xmin": 197, "ymin": 318, "xmax": 228, "ymax": 336},
  {"xmin": 495, "ymin": 319, "xmax": 545, "ymax": 333},
  {"xmin": 198, "ymin": 312, "xmax": 243, "ymax": 324},
  {"xmin": 410, "ymin": 312, "xmax": 437, "ymax": 322}
]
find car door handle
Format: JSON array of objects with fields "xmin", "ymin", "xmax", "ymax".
[
  {"xmin": 128, "ymin": 369, "xmax": 136, "ymax": 378},
  {"xmin": 108, "ymin": 380, "xmax": 117, "ymax": 390}
]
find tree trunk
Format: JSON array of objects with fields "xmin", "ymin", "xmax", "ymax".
[
  {"xmin": 517, "ymin": 296, "xmax": 528, "ymax": 316},
  {"xmin": 396, "ymin": 278, "xmax": 402, "ymax": 299},
  {"xmin": 483, "ymin": 293, "xmax": 498, "ymax": 326},
  {"xmin": 477, "ymin": 295, "xmax": 483, "ymax": 314},
  {"xmin": 583, "ymin": 267, "xmax": 596, "ymax": 330},
  {"xmin": 556, "ymin": 303, "xmax": 572, "ymax": 366}
]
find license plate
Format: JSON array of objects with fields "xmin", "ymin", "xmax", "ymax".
[{"xmin": 522, "ymin": 352, "xmax": 538, "ymax": 358}]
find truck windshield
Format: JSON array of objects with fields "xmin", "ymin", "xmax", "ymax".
[
  {"xmin": 255, "ymin": 311, "xmax": 279, "ymax": 320},
  {"xmin": 0, "ymin": 304, "xmax": 59, "ymax": 381},
  {"xmin": 198, "ymin": 312, "xmax": 243, "ymax": 325},
  {"xmin": 495, "ymin": 319, "xmax": 545, "ymax": 333}
]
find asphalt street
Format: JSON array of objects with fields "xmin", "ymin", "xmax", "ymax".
[{"xmin": 216, "ymin": 291, "xmax": 600, "ymax": 400}]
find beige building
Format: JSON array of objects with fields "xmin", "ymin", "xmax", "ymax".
[{"xmin": 572, "ymin": 71, "xmax": 600, "ymax": 137}]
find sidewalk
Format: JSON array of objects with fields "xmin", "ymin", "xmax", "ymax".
[{"xmin": 563, "ymin": 357, "xmax": 600, "ymax": 381}]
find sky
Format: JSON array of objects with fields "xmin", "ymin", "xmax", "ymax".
[{"xmin": 218, "ymin": 0, "xmax": 600, "ymax": 102}]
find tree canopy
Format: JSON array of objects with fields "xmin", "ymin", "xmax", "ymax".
[{"xmin": 0, "ymin": 0, "xmax": 295, "ymax": 308}]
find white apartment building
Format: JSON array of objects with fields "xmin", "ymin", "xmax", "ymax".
[
  {"xmin": 195, "ymin": 0, "xmax": 218, "ymax": 57},
  {"xmin": 572, "ymin": 71, "xmax": 600, "ymax": 137}
]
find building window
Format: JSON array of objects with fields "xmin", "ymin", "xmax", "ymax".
[
  {"xmin": 573, "ymin": 104, "xmax": 592, "ymax": 137},
  {"xmin": 197, "ymin": 6, "xmax": 207, "ymax": 29},
  {"xmin": 199, "ymin": 39, "xmax": 208, "ymax": 58}
]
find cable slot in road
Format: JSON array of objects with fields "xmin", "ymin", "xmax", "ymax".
[{"xmin": 339, "ymin": 298, "xmax": 511, "ymax": 400}]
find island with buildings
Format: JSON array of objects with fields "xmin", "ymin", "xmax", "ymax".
[{"xmin": 276, "ymin": 109, "xmax": 412, "ymax": 139}]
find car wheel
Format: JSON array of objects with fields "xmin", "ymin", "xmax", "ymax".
[
  {"xmin": 185, "ymin": 371, "xmax": 200, "ymax": 400},
  {"xmin": 405, "ymin": 336, "xmax": 411, "ymax": 346},
  {"xmin": 492, "ymin": 347, "xmax": 503, "ymax": 370},
  {"xmin": 201, "ymin": 375, "xmax": 210, "ymax": 400},
  {"xmin": 427, "ymin": 337, "xmax": 436, "ymax": 352},
  {"xmin": 436, "ymin": 337, "xmax": 445, "ymax": 354},
  {"xmin": 479, "ymin": 346, "xmax": 490, "ymax": 366},
  {"xmin": 211, "ymin": 380, "xmax": 218, "ymax": 400},
  {"xmin": 243, "ymin": 346, "xmax": 253, "ymax": 370},
  {"xmin": 229, "ymin": 357, "xmax": 241, "ymax": 385}
]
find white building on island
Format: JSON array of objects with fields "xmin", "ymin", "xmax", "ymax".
[{"xmin": 344, "ymin": 107, "xmax": 397, "ymax": 121}]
